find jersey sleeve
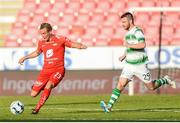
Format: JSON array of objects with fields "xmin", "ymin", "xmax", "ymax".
[
  {"xmin": 37, "ymin": 40, "xmax": 42, "ymax": 52},
  {"xmin": 63, "ymin": 36, "xmax": 73, "ymax": 48},
  {"xmin": 135, "ymin": 30, "xmax": 145, "ymax": 43}
]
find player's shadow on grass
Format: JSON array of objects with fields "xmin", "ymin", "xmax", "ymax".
[
  {"xmin": 63, "ymin": 107, "xmax": 180, "ymax": 115},
  {"xmin": 64, "ymin": 109, "xmax": 104, "ymax": 114},
  {"xmin": 112, "ymin": 107, "xmax": 180, "ymax": 113},
  {"xmin": 63, "ymin": 107, "xmax": 180, "ymax": 114},
  {"xmin": 26, "ymin": 101, "xmax": 99, "ymax": 106}
]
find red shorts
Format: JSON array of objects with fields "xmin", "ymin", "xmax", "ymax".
[{"xmin": 32, "ymin": 67, "xmax": 65, "ymax": 92}]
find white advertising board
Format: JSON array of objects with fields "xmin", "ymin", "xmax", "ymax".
[{"xmin": 0, "ymin": 46, "xmax": 179, "ymax": 70}]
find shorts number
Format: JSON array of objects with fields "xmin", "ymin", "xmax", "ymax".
[
  {"xmin": 143, "ymin": 73, "xmax": 151, "ymax": 81},
  {"xmin": 54, "ymin": 72, "xmax": 62, "ymax": 79}
]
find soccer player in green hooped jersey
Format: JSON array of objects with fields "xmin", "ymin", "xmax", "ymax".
[{"xmin": 100, "ymin": 12, "xmax": 176, "ymax": 113}]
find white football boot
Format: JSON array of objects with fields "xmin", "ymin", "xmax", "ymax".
[{"xmin": 164, "ymin": 75, "xmax": 176, "ymax": 89}]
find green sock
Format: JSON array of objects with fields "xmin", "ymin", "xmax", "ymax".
[
  {"xmin": 107, "ymin": 88, "xmax": 121, "ymax": 108},
  {"xmin": 154, "ymin": 78, "xmax": 168, "ymax": 87}
]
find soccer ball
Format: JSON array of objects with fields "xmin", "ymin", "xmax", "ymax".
[{"xmin": 10, "ymin": 100, "xmax": 24, "ymax": 115}]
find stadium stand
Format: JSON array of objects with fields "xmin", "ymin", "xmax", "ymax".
[
  {"xmin": 3, "ymin": 0, "xmax": 180, "ymax": 47},
  {"xmin": 0, "ymin": 0, "xmax": 23, "ymax": 46}
]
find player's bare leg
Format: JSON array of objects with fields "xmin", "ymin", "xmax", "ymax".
[
  {"xmin": 32, "ymin": 81, "xmax": 54, "ymax": 114},
  {"xmin": 100, "ymin": 77, "xmax": 130, "ymax": 112},
  {"xmin": 31, "ymin": 81, "xmax": 44, "ymax": 98},
  {"xmin": 31, "ymin": 90, "xmax": 40, "ymax": 97}
]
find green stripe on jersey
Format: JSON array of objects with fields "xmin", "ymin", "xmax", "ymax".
[
  {"xmin": 125, "ymin": 34, "xmax": 137, "ymax": 40},
  {"xmin": 126, "ymin": 48, "xmax": 145, "ymax": 53},
  {"xmin": 138, "ymin": 37, "xmax": 145, "ymax": 42},
  {"xmin": 126, "ymin": 56, "xmax": 148, "ymax": 64}
]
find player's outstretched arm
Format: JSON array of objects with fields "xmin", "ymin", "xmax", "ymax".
[
  {"xmin": 18, "ymin": 49, "xmax": 41, "ymax": 65},
  {"xmin": 71, "ymin": 42, "xmax": 87, "ymax": 49},
  {"xmin": 119, "ymin": 52, "xmax": 126, "ymax": 62}
]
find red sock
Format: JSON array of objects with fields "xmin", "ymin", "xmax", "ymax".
[{"xmin": 35, "ymin": 88, "xmax": 51, "ymax": 111}]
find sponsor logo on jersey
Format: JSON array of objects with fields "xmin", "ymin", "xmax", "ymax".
[{"xmin": 46, "ymin": 49, "xmax": 53, "ymax": 58}]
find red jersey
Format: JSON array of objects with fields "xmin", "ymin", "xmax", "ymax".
[{"xmin": 37, "ymin": 34, "xmax": 73, "ymax": 69}]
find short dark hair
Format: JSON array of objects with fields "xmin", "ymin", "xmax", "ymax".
[
  {"xmin": 121, "ymin": 12, "xmax": 134, "ymax": 24},
  {"xmin": 40, "ymin": 23, "xmax": 52, "ymax": 32}
]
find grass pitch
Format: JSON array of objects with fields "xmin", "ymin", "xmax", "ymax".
[{"xmin": 0, "ymin": 94, "xmax": 180, "ymax": 121}]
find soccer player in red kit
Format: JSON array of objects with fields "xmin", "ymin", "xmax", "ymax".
[{"xmin": 18, "ymin": 23, "xmax": 87, "ymax": 114}]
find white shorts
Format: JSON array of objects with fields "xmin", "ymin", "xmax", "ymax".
[{"xmin": 120, "ymin": 63, "xmax": 152, "ymax": 83}]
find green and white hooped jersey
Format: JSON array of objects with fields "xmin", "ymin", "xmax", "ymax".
[{"xmin": 124, "ymin": 26, "xmax": 148, "ymax": 64}]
